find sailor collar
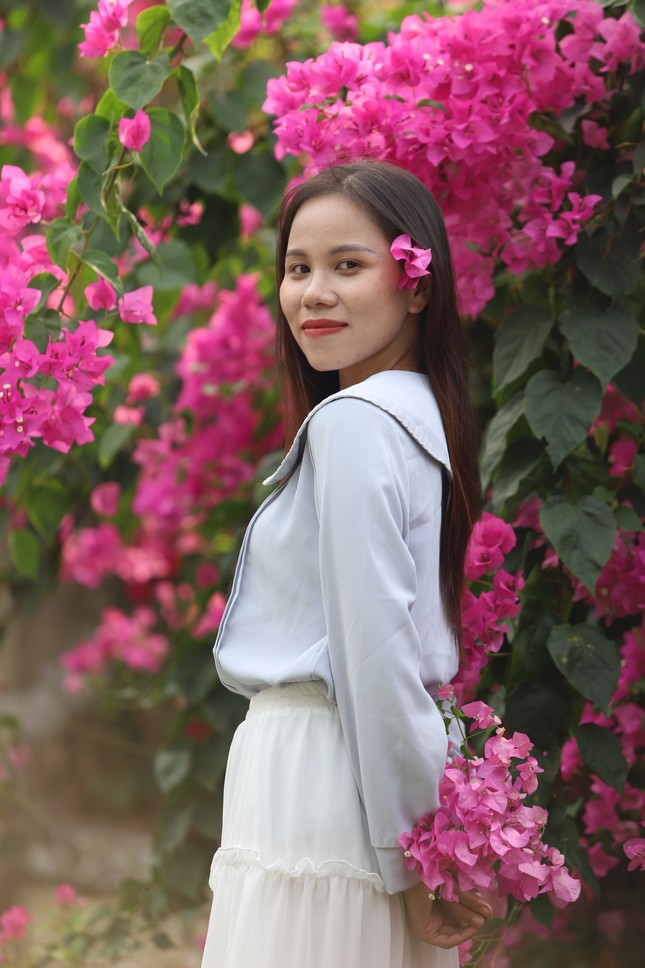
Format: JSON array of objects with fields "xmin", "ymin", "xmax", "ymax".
[{"xmin": 263, "ymin": 370, "xmax": 452, "ymax": 487}]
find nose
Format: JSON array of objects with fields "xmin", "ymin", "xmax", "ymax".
[{"xmin": 301, "ymin": 270, "xmax": 337, "ymax": 308}]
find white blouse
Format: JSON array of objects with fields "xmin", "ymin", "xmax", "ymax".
[{"xmin": 214, "ymin": 369, "xmax": 459, "ymax": 892}]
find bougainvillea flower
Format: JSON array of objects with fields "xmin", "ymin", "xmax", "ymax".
[
  {"xmin": 84, "ymin": 278, "xmax": 117, "ymax": 311},
  {"xmin": 118, "ymin": 110, "xmax": 151, "ymax": 152},
  {"xmin": 118, "ymin": 285, "xmax": 157, "ymax": 325},
  {"xmin": 390, "ymin": 234, "xmax": 433, "ymax": 289}
]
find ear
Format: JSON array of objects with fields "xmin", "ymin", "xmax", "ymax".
[{"xmin": 408, "ymin": 278, "xmax": 430, "ymax": 315}]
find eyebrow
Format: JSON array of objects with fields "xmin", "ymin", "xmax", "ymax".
[{"xmin": 285, "ymin": 244, "xmax": 378, "ymax": 256}]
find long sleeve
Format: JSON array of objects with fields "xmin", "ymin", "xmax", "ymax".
[{"xmin": 307, "ymin": 397, "xmax": 450, "ymax": 894}]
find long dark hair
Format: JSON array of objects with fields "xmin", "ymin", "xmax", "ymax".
[{"xmin": 275, "ymin": 161, "xmax": 480, "ymax": 647}]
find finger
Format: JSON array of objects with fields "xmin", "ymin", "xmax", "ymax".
[
  {"xmin": 423, "ymin": 920, "xmax": 485, "ymax": 950},
  {"xmin": 434, "ymin": 897, "xmax": 487, "ymax": 929},
  {"xmin": 453, "ymin": 890, "xmax": 494, "ymax": 919}
]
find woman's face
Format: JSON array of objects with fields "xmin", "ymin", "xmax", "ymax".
[{"xmin": 279, "ymin": 194, "xmax": 428, "ymax": 389}]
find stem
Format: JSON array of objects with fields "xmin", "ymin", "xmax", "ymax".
[{"xmin": 56, "ymin": 147, "xmax": 129, "ymax": 312}]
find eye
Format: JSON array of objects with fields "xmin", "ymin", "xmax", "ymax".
[
  {"xmin": 337, "ymin": 259, "xmax": 360, "ymax": 271},
  {"xmin": 286, "ymin": 262, "xmax": 309, "ymax": 275}
]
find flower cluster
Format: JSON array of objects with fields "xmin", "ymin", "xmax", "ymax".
[
  {"xmin": 321, "ymin": 4, "xmax": 359, "ymax": 43},
  {"xmin": 264, "ymin": 0, "xmax": 645, "ymax": 315},
  {"xmin": 59, "ymin": 274, "xmax": 279, "ymax": 686},
  {"xmin": 0, "ymin": 906, "xmax": 32, "ymax": 948},
  {"xmin": 78, "ymin": 0, "xmax": 134, "ymax": 58},
  {"xmin": 0, "ymin": 158, "xmax": 116, "ymax": 485},
  {"xmin": 400, "ymin": 700, "xmax": 581, "ymax": 909},
  {"xmin": 559, "ymin": 619, "xmax": 645, "ymax": 879},
  {"xmin": 60, "ymin": 606, "xmax": 169, "ymax": 692},
  {"xmin": 456, "ymin": 513, "xmax": 523, "ymax": 701},
  {"xmin": 232, "ymin": 0, "xmax": 300, "ymax": 50}
]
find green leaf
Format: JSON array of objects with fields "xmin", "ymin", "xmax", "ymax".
[
  {"xmin": 491, "ymin": 437, "xmax": 543, "ymax": 511},
  {"xmin": 612, "ymin": 173, "xmax": 632, "ymax": 198},
  {"xmin": 108, "ymin": 50, "xmax": 171, "ymax": 111},
  {"xmin": 233, "ymin": 148, "xmax": 285, "ymax": 216},
  {"xmin": 140, "ymin": 108, "xmax": 185, "ymax": 194},
  {"xmin": 506, "ymin": 683, "xmax": 571, "ymax": 750},
  {"xmin": 65, "ymin": 177, "xmax": 81, "ymax": 220},
  {"xmin": 154, "ymin": 749, "xmax": 192, "ymax": 793},
  {"xmin": 612, "ymin": 333, "xmax": 645, "ymax": 408},
  {"xmin": 203, "ymin": 0, "xmax": 242, "ymax": 59},
  {"xmin": 27, "ymin": 480, "xmax": 70, "ymax": 542},
  {"xmin": 559, "ymin": 816, "xmax": 599, "ymax": 894},
  {"xmin": 137, "ymin": 240, "xmax": 198, "ymax": 290},
  {"xmin": 81, "ymin": 250, "xmax": 120, "ymax": 287},
  {"xmin": 493, "ymin": 306, "xmax": 553, "ymax": 393},
  {"xmin": 25, "ymin": 309, "xmax": 62, "ymax": 351},
  {"xmin": 0, "ymin": 27, "xmax": 25, "ymax": 71},
  {"xmin": 576, "ymin": 226, "xmax": 641, "ymax": 297},
  {"xmin": 95, "ymin": 87, "xmax": 129, "ymax": 123},
  {"xmin": 175, "ymin": 65, "xmax": 205, "ymax": 154},
  {"xmin": 573, "ymin": 723, "xmax": 628, "ymax": 793},
  {"xmin": 633, "ymin": 453, "xmax": 645, "ymax": 492},
  {"xmin": 529, "ymin": 893, "xmax": 555, "ymax": 929},
  {"xmin": 540, "ymin": 495, "xmax": 616, "ymax": 592},
  {"xmin": 98, "ymin": 424, "xmax": 136, "ymax": 469},
  {"xmin": 8, "ymin": 530, "xmax": 40, "ymax": 579},
  {"xmin": 77, "ymin": 160, "xmax": 104, "ymax": 217},
  {"xmin": 525, "ymin": 369, "xmax": 602, "ymax": 469},
  {"xmin": 46, "ymin": 218, "xmax": 82, "ymax": 266},
  {"xmin": 633, "ymin": 0, "xmax": 645, "ymax": 29},
  {"xmin": 159, "ymin": 842, "xmax": 209, "ymax": 899},
  {"xmin": 547, "ymin": 624, "xmax": 621, "ymax": 713},
  {"xmin": 152, "ymin": 933, "xmax": 175, "ymax": 951},
  {"xmin": 167, "ymin": 0, "xmax": 233, "ymax": 44},
  {"xmin": 614, "ymin": 504, "xmax": 643, "ymax": 531},
  {"xmin": 136, "ymin": 5, "xmax": 172, "ymax": 57},
  {"xmin": 480, "ymin": 393, "xmax": 525, "ymax": 490},
  {"xmin": 73, "ymin": 115, "xmax": 111, "ymax": 174},
  {"xmin": 28, "ymin": 273, "xmax": 60, "ymax": 312},
  {"xmin": 120, "ymin": 206, "xmax": 159, "ymax": 264},
  {"xmin": 559, "ymin": 299, "xmax": 639, "ymax": 389}
]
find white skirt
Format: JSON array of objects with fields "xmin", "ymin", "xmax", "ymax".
[{"xmin": 201, "ymin": 682, "xmax": 457, "ymax": 968}]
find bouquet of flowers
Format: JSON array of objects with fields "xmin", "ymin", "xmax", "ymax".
[{"xmin": 400, "ymin": 695, "xmax": 581, "ymax": 909}]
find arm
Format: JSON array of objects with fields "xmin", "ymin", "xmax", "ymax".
[{"xmin": 308, "ymin": 399, "xmax": 449, "ymax": 894}]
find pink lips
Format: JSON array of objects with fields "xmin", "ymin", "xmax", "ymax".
[{"xmin": 302, "ymin": 318, "xmax": 347, "ymax": 337}]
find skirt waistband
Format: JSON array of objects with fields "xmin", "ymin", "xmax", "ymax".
[{"xmin": 247, "ymin": 681, "xmax": 335, "ymax": 716}]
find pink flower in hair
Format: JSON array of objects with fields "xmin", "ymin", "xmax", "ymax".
[{"xmin": 390, "ymin": 234, "xmax": 432, "ymax": 289}]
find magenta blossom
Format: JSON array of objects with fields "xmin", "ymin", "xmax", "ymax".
[
  {"xmin": 0, "ymin": 164, "xmax": 45, "ymax": 233},
  {"xmin": 321, "ymin": 4, "xmax": 359, "ymax": 42},
  {"xmin": 623, "ymin": 837, "xmax": 645, "ymax": 871},
  {"xmin": 0, "ymin": 904, "xmax": 32, "ymax": 941},
  {"xmin": 399, "ymin": 701, "xmax": 580, "ymax": 909},
  {"xmin": 127, "ymin": 373, "xmax": 160, "ymax": 404},
  {"xmin": 465, "ymin": 512, "xmax": 517, "ymax": 580},
  {"xmin": 90, "ymin": 482, "xmax": 121, "ymax": 517},
  {"xmin": 390, "ymin": 234, "xmax": 433, "ymax": 290},
  {"xmin": 118, "ymin": 285, "xmax": 157, "ymax": 325},
  {"xmin": 118, "ymin": 110, "xmax": 151, "ymax": 152},
  {"xmin": 84, "ymin": 277, "xmax": 117, "ymax": 311},
  {"xmin": 461, "ymin": 700, "xmax": 502, "ymax": 731}
]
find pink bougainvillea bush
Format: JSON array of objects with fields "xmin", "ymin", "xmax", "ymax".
[
  {"xmin": 0, "ymin": 0, "xmax": 644, "ymax": 965},
  {"xmin": 264, "ymin": 0, "xmax": 643, "ymax": 316}
]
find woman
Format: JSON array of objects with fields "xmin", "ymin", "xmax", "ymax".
[{"xmin": 201, "ymin": 161, "xmax": 492, "ymax": 967}]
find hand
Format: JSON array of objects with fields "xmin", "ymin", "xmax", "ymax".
[{"xmin": 402, "ymin": 880, "xmax": 493, "ymax": 949}]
